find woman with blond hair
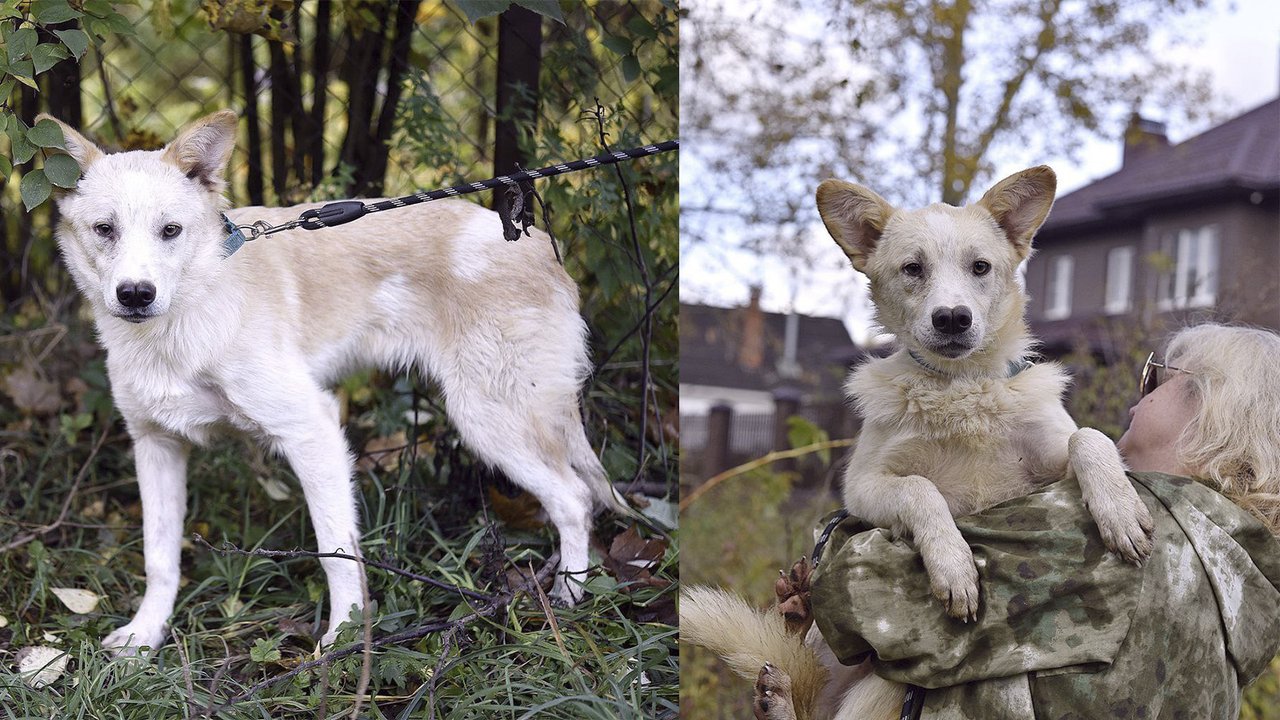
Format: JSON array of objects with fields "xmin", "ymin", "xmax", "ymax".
[
  {"xmin": 805, "ymin": 322, "xmax": 1280, "ymax": 720},
  {"xmin": 1120, "ymin": 322, "xmax": 1280, "ymax": 533}
]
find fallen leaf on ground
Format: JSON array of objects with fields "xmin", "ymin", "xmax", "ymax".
[
  {"xmin": 51, "ymin": 588, "xmax": 101, "ymax": 614},
  {"xmin": 16, "ymin": 646, "xmax": 68, "ymax": 688},
  {"xmin": 488, "ymin": 487, "xmax": 546, "ymax": 530},
  {"xmin": 2, "ymin": 365, "xmax": 61, "ymax": 416},
  {"xmin": 256, "ymin": 476, "xmax": 293, "ymax": 501}
]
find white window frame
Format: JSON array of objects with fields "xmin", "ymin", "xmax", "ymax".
[
  {"xmin": 1044, "ymin": 255, "xmax": 1074, "ymax": 321},
  {"xmin": 1156, "ymin": 226, "xmax": 1219, "ymax": 311},
  {"xmin": 1104, "ymin": 246, "xmax": 1135, "ymax": 315}
]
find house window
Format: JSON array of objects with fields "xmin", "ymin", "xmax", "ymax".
[
  {"xmin": 1104, "ymin": 246, "xmax": 1134, "ymax": 315},
  {"xmin": 1044, "ymin": 255, "xmax": 1074, "ymax": 320},
  {"xmin": 1156, "ymin": 226, "xmax": 1219, "ymax": 310}
]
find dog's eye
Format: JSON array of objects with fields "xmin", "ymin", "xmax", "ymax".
[
  {"xmin": 973, "ymin": 260, "xmax": 991, "ymax": 276},
  {"xmin": 161, "ymin": 224, "xmax": 182, "ymax": 239},
  {"xmin": 902, "ymin": 262, "xmax": 924, "ymax": 278},
  {"xmin": 93, "ymin": 223, "xmax": 113, "ymax": 238}
]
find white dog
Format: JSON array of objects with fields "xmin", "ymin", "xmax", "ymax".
[
  {"xmin": 682, "ymin": 167, "xmax": 1154, "ymax": 719},
  {"xmin": 41, "ymin": 110, "xmax": 629, "ymax": 653}
]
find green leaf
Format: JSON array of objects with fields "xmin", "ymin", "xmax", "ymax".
[
  {"xmin": 601, "ymin": 35, "xmax": 632, "ymax": 58},
  {"xmin": 512, "ymin": 0, "xmax": 563, "ymax": 23},
  {"xmin": 9, "ymin": 59, "xmax": 36, "ymax": 89},
  {"xmin": 786, "ymin": 416, "xmax": 831, "ymax": 466},
  {"xmin": 33, "ymin": 0, "xmax": 81, "ymax": 24},
  {"xmin": 82, "ymin": 0, "xmax": 115, "ymax": 17},
  {"xmin": 8, "ymin": 26, "xmax": 36, "ymax": 61},
  {"xmin": 625, "ymin": 13, "xmax": 659, "ymax": 41},
  {"xmin": 453, "ymin": 0, "xmax": 512, "ymax": 23},
  {"xmin": 0, "ymin": 4, "xmax": 20, "ymax": 20},
  {"xmin": 0, "ymin": 153, "xmax": 12, "ymax": 180},
  {"xmin": 102, "ymin": 11, "xmax": 134, "ymax": 35},
  {"xmin": 620, "ymin": 54, "xmax": 641, "ymax": 84},
  {"xmin": 20, "ymin": 168, "xmax": 51, "ymax": 211},
  {"xmin": 249, "ymin": 638, "xmax": 281, "ymax": 663},
  {"xmin": 27, "ymin": 118, "xmax": 65, "ymax": 149},
  {"xmin": 43, "ymin": 152, "xmax": 78, "ymax": 187},
  {"xmin": 8, "ymin": 119, "xmax": 36, "ymax": 163},
  {"xmin": 453, "ymin": 0, "xmax": 564, "ymax": 25},
  {"xmin": 53, "ymin": 28, "xmax": 89, "ymax": 59},
  {"xmin": 31, "ymin": 42, "xmax": 69, "ymax": 74},
  {"xmin": 0, "ymin": 76, "xmax": 15, "ymax": 104}
]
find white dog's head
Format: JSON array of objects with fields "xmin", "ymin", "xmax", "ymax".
[
  {"xmin": 816, "ymin": 167, "xmax": 1056, "ymax": 362},
  {"xmin": 40, "ymin": 111, "xmax": 238, "ymax": 324}
]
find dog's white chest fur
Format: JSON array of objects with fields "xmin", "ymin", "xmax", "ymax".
[{"xmin": 847, "ymin": 353, "xmax": 1074, "ymax": 512}]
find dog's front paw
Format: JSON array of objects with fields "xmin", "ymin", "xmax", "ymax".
[
  {"xmin": 1088, "ymin": 487, "xmax": 1155, "ymax": 565},
  {"xmin": 774, "ymin": 556, "xmax": 812, "ymax": 636},
  {"xmin": 921, "ymin": 536, "xmax": 980, "ymax": 622},
  {"xmin": 753, "ymin": 662, "xmax": 798, "ymax": 720},
  {"xmin": 102, "ymin": 621, "xmax": 166, "ymax": 657}
]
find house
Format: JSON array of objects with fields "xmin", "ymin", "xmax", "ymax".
[
  {"xmin": 679, "ymin": 290, "xmax": 861, "ymax": 476},
  {"xmin": 1026, "ymin": 98, "xmax": 1280, "ymax": 356}
]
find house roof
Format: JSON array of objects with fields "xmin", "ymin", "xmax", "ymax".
[
  {"xmin": 1042, "ymin": 98, "xmax": 1280, "ymax": 233},
  {"xmin": 679, "ymin": 303, "xmax": 860, "ymax": 397}
]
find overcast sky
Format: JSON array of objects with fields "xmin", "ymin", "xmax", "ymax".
[{"xmin": 681, "ymin": 0, "xmax": 1280, "ymax": 343}]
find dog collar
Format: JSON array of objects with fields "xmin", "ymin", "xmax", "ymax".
[
  {"xmin": 221, "ymin": 213, "xmax": 249, "ymax": 258},
  {"xmin": 907, "ymin": 349, "xmax": 1033, "ymax": 379}
]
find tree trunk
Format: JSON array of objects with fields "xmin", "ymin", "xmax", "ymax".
[
  {"xmin": 268, "ymin": 40, "xmax": 290, "ymax": 201},
  {"xmin": 239, "ymin": 34, "xmax": 265, "ymax": 206},
  {"xmin": 366, "ymin": 0, "xmax": 421, "ymax": 196},
  {"xmin": 309, "ymin": 0, "xmax": 332, "ymax": 188},
  {"xmin": 938, "ymin": 0, "xmax": 971, "ymax": 205},
  {"xmin": 492, "ymin": 5, "xmax": 542, "ymax": 209},
  {"xmin": 338, "ymin": 1, "xmax": 391, "ymax": 195}
]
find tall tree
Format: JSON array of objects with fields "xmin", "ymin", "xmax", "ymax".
[{"xmin": 682, "ymin": 0, "xmax": 1218, "ymax": 308}]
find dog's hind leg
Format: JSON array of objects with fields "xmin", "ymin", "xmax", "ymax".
[
  {"xmin": 103, "ymin": 432, "xmax": 190, "ymax": 655},
  {"xmin": 441, "ymin": 385, "xmax": 595, "ymax": 604}
]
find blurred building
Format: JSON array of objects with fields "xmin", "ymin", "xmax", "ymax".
[
  {"xmin": 679, "ymin": 289, "xmax": 862, "ymax": 479},
  {"xmin": 1027, "ymin": 97, "xmax": 1280, "ymax": 356}
]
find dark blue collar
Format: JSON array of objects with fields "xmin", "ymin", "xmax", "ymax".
[
  {"xmin": 221, "ymin": 214, "xmax": 249, "ymax": 258},
  {"xmin": 908, "ymin": 349, "xmax": 1033, "ymax": 379}
]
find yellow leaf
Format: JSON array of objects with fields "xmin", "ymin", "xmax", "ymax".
[{"xmin": 51, "ymin": 587, "xmax": 101, "ymax": 614}]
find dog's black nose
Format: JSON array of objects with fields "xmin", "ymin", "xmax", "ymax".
[
  {"xmin": 116, "ymin": 281, "xmax": 156, "ymax": 309},
  {"xmin": 932, "ymin": 306, "xmax": 972, "ymax": 335}
]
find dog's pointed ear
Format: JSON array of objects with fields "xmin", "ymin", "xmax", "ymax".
[
  {"xmin": 161, "ymin": 110, "xmax": 238, "ymax": 193},
  {"xmin": 816, "ymin": 179, "xmax": 895, "ymax": 272},
  {"xmin": 977, "ymin": 166, "xmax": 1056, "ymax": 259},
  {"xmin": 34, "ymin": 113, "xmax": 104, "ymax": 171}
]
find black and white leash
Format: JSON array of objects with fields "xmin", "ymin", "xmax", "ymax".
[{"xmin": 222, "ymin": 140, "xmax": 679, "ymax": 254}]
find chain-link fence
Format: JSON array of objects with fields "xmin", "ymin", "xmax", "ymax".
[{"xmin": 53, "ymin": 0, "xmax": 676, "ymax": 207}]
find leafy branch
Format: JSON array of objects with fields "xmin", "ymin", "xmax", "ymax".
[{"xmin": 0, "ymin": 0, "xmax": 133, "ymax": 209}]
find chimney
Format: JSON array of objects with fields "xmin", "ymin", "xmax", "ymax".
[
  {"xmin": 1123, "ymin": 111, "xmax": 1169, "ymax": 167},
  {"xmin": 739, "ymin": 286, "xmax": 765, "ymax": 370},
  {"xmin": 778, "ymin": 311, "xmax": 802, "ymax": 379}
]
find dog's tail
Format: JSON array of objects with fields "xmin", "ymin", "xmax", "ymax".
[
  {"xmin": 567, "ymin": 405, "xmax": 635, "ymax": 519},
  {"xmin": 681, "ymin": 585, "xmax": 827, "ymax": 719}
]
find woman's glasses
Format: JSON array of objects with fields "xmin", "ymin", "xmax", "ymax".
[{"xmin": 1140, "ymin": 351, "xmax": 1188, "ymax": 398}]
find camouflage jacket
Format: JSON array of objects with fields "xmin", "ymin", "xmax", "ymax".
[{"xmin": 810, "ymin": 472, "xmax": 1280, "ymax": 719}]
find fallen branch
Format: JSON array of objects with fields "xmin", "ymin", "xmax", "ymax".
[
  {"xmin": 212, "ymin": 602, "xmax": 506, "ymax": 713},
  {"xmin": 192, "ymin": 535, "xmax": 498, "ymax": 604},
  {"xmin": 679, "ymin": 438, "xmax": 857, "ymax": 512}
]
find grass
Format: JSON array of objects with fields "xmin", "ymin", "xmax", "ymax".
[{"xmin": 0, "ymin": 311, "xmax": 677, "ymax": 719}]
